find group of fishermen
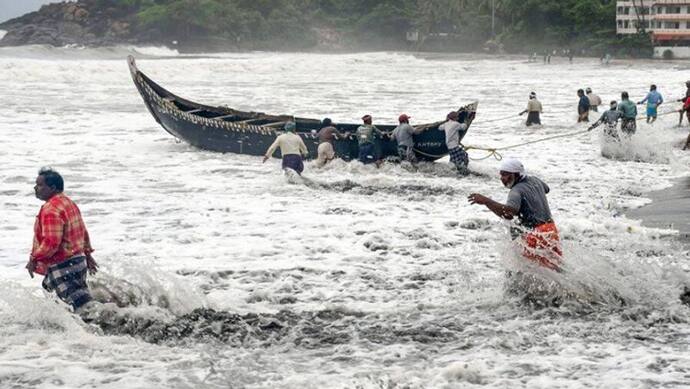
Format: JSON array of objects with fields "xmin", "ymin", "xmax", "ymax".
[
  {"xmin": 522, "ymin": 81, "xmax": 690, "ymax": 146},
  {"xmin": 263, "ymin": 111, "xmax": 470, "ymax": 175},
  {"xmin": 27, "ymin": 83, "xmax": 690, "ymax": 313}
]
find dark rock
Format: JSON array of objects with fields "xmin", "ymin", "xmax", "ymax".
[{"xmin": 0, "ymin": 0, "xmax": 141, "ymax": 48}]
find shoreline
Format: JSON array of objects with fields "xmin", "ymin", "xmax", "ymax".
[{"xmin": 627, "ymin": 176, "xmax": 690, "ymax": 244}]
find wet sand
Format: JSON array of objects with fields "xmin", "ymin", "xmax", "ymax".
[{"xmin": 627, "ymin": 176, "xmax": 690, "ymax": 243}]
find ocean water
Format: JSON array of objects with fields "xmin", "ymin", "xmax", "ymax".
[{"xmin": 0, "ymin": 45, "xmax": 689, "ymax": 389}]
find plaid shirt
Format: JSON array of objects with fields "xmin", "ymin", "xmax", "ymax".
[{"xmin": 31, "ymin": 193, "xmax": 93, "ymax": 275}]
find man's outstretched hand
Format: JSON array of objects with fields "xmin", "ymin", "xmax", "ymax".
[{"xmin": 468, "ymin": 193, "xmax": 489, "ymax": 205}]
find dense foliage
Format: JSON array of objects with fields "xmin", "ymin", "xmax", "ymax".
[{"xmin": 90, "ymin": 0, "xmax": 652, "ymax": 55}]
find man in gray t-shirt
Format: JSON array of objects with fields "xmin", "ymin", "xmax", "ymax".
[
  {"xmin": 392, "ymin": 113, "xmax": 424, "ymax": 162},
  {"xmin": 439, "ymin": 111, "xmax": 469, "ymax": 175},
  {"xmin": 468, "ymin": 158, "xmax": 562, "ymax": 271},
  {"xmin": 505, "ymin": 175, "xmax": 553, "ymax": 229}
]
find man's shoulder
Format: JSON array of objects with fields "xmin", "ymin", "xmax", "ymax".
[
  {"xmin": 516, "ymin": 175, "xmax": 543, "ymax": 187},
  {"xmin": 442, "ymin": 120, "xmax": 461, "ymax": 129},
  {"xmin": 43, "ymin": 194, "xmax": 75, "ymax": 214}
]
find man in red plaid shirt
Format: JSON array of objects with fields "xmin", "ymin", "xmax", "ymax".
[{"xmin": 26, "ymin": 168, "xmax": 98, "ymax": 310}]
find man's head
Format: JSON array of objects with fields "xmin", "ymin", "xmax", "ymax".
[
  {"xmin": 529, "ymin": 91, "xmax": 536, "ymax": 99},
  {"xmin": 398, "ymin": 114, "xmax": 410, "ymax": 124},
  {"xmin": 362, "ymin": 114, "xmax": 372, "ymax": 125},
  {"xmin": 686, "ymin": 80, "xmax": 690, "ymax": 87},
  {"xmin": 498, "ymin": 158, "xmax": 525, "ymax": 189},
  {"xmin": 650, "ymin": 84, "xmax": 657, "ymax": 91},
  {"xmin": 585, "ymin": 87, "xmax": 592, "ymax": 94},
  {"xmin": 321, "ymin": 118, "xmax": 332, "ymax": 127},
  {"xmin": 610, "ymin": 100, "xmax": 618, "ymax": 109},
  {"xmin": 284, "ymin": 121, "xmax": 296, "ymax": 132},
  {"xmin": 621, "ymin": 91, "xmax": 629, "ymax": 100},
  {"xmin": 577, "ymin": 89, "xmax": 584, "ymax": 97},
  {"xmin": 35, "ymin": 167, "xmax": 63, "ymax": 201},
  {"xmin": 447, "ymin": 111, "xmax": 459, "ymax": 121}
]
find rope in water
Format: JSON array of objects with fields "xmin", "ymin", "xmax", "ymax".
[
  {"xmin": 462, "ymin": 128, "xmax": 591, "ymax": 161},
  {"xmin": 413, "ymin": 103, "xmax": 684, "ymax": 161}
]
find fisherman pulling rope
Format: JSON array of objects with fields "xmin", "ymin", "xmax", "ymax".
[
  {"xmin": 457, "ymin": 103, "xmax": 684, "ymax": 161},
  {"xmin": 468, "ymin": 158, "xmax": 562, "ymax": 272}
]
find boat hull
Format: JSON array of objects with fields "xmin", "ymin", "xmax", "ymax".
[{"xmin": 128, "ymin": 56, "xmax": 477, "ymax": 161}]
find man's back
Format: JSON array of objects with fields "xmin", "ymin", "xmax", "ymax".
[
  {"xmin": 317, "ymin": 126, "xmax": 339, "ymax": 144},
  {"xmin": 527, "ymin": 99, "xmax": 542, "ymax": 112},
  {"xmin": 392, "ymin": 123, "xmax": 415, "ymax": 147},
  {"xmin": 356, "ymin": 124, "xmax": 380, "ymax": 145},
  {"xmin": 439, "ymin": 120, "xmax": 466, "ymax": 149},
  {"xmin": 506, "ymin": 176, "xmax": 553, "ymax": 228},
  {"xmin": 270, "ymin": 132, "xmax": 306, "ymax": 156},
  {"xmin": 618, "ymin": 100, "xmax": 637, "ymax": 118},
  {"xmin": 601, "ymin": 109, "xmax": 622, "ymax": 125},
  {"xmin": 587, "ymin": 93, "xmax": 601, "ymax": 106},
  {"xmin": 646, "ymin": 90, "xmax": 663, "ymax": 105}
]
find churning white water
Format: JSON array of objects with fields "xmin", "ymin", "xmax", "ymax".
[{"xmin": 0, "ymin": 46, "xmax": 689, "ymax": 388}]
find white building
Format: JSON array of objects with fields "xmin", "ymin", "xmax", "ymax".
[
  {"xmin": 616, "ymin": 0, "xmax": 653, "ymax": 34},
  {"xmin": 616, "ymin": 1, "xmax": 690, "ymax": 58}
]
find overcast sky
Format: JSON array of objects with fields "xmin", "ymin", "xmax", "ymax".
[{"xmin": 0, "ymin": 0, "xmax": 64, "ymax": 23}]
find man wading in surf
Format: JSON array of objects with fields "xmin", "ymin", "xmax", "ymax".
[
  {"xmin": 468, "ymin": 159, "xmax": 562, "ymax": 271},
  {"xmin": 26, "ymin": 168, "xmax": 98, "ymax": 311},
  {"xmin": 263, "ymin": 121, "xmax": 308, "ymax": 174}
]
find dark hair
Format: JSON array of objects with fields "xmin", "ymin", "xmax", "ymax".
[
  {"xmin": 38, "ymin": 167, "xmax": 64, "ymax": 192},
  {"xmin": 650, "ymin": 84, "xmax": 657, "ymax": 90},
  {"xmin": 577, "ymin": 89, "xmax": 584, "ymax": 95},
  {"xmin": 321, "ymin": 118, "xmax": 332, "ymax": 127},
  {"xmin": 621, "ymin": 91, "xmax": 629, "ymax": 99}
]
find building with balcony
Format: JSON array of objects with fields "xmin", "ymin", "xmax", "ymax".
[
  {"xmin": 616, "ymin": 1, "xmax": 653, "ymax": 34},
  {"xmin": 616, "ymin": 0, "xmax": 690, "ymax": 57}
]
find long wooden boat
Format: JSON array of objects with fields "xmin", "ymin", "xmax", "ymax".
[{"xmin": 127, "ymin": 55, "xmax": 477, "ymax": 161}]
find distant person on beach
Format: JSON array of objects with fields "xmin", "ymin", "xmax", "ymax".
[
  {"xmin": 568, "ymin": 49, "xmax": 573, "ymax": 63},
  {"xmin": 519, "ymin": 92, "xmax": 542, "ymax": 126},
  {"xmin": 263, "ymin": 121, "xmax": 308, "ymax": 174},
  {"xmin": 638, "ymin": 84, "xmax": 663, "ymax": 124},
  {"xmin": 600, "ymin": 53, "xmax": 612, "ymax": 65},
  {"xmin": 677, "ymin": 81, "xmax": 690, "ymax": 126},
  {"xmin": 392, "ymin": 114, "xmax": 424, "ymax": 163},
  {"xmin": 679, "ymin": 96, "xmax": 690, "ymax": 149},
  {"xmin": 588, "ymin": 101, "xmax": 622, "ymax": 139},
  {"xmin": 356, "ymin": 114, "xmax": 383, "ymax": 165},
  {"xmin": 468, "ymin": 159, "xmax": 562, "ymax": 271},
  {"xmin": 315, "ymin": 118, "xmax": 345, "ymax": 167},
  {"xmin": 586, "ymin": 87, "xmax": 602, "ymax": 112},
  {"xmin": 577, "ymin": 89, "xmax": 590, "ymax": 122},
  {"xmin": 439, "ymin": 111, "xmax": 469, "ymax": 175},
  {"xmin": 617, "ymin": 92, "xmax": 637, "ymax": 134},
  {"xmin": 26, "ymin": 168, "xmax": 98, "ymax": 311}
]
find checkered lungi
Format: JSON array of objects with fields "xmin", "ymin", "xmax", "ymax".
[
  {"xmin": 397, "ymin": 145, "xmax": 417, "ymax": 163},
  {"xmin": 621, "ymin": 118, "xmax": 636, "ymax": 134},
  {"xmin": 42, "ymin": 255, "xmax": 92, "ymax": 310},
  {"xmin": 448, "ymin": 146, "xmax": 469, "ymax": 173}
]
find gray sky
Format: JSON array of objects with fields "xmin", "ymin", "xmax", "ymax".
[{"xmin": 0, "ymin": 0, "xmax": 64, "ymax": 23}]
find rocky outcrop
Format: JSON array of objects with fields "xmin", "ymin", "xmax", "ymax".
[
  {"xmin": 0, "ymin": 0, "xmax": 352, "ymax": 52},
  {"xmin": 0, "ymin": 1, "xmax": 139, "ymax": 47}
]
